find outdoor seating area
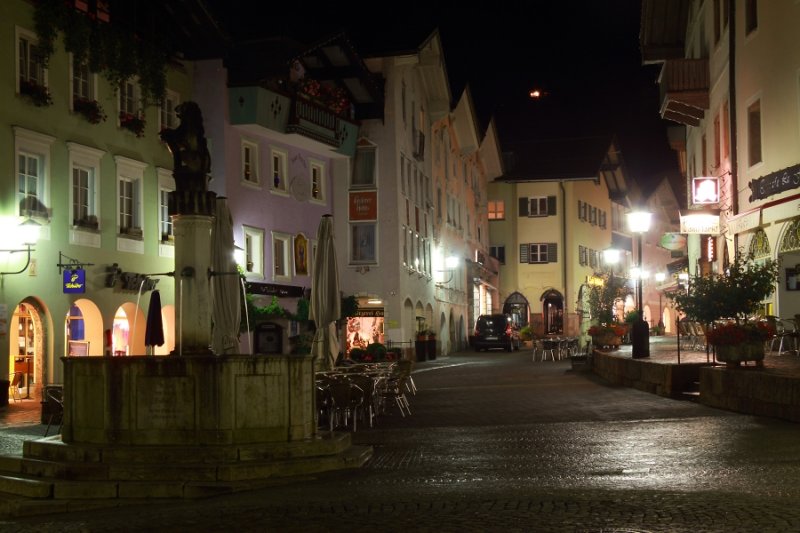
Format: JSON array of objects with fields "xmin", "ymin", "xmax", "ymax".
[
  {"xmin": 315, "ymin": 359, "xmax": 415, "ymax": 432},
  {"xmin": 531, "ymin": 336, "xmax": 582, "ymax": 362}
]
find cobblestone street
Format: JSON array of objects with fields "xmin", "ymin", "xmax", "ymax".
[{"xmin": 4, "ymin": 348, "xmax": 800, "ymax": 532}]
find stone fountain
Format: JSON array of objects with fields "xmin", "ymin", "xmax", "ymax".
[{"xmin": 0, "ymin": 103, "xmax": 370, "ymax": 518}]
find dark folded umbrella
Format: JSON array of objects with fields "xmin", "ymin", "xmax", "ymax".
[{"xmin": 144, "ymin": 290, "xmax": 165, "ymax": 349}]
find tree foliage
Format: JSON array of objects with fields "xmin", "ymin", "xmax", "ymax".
[
  {"xmin": 669, "ymin": 251, "xmax": 779, "ymax": 325},
  {"xmin": 587, "ymin": 271, "xmax": 632, "ymax": 325}
]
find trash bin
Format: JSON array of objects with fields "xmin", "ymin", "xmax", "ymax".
[
  {"xmin": 0, "ymin": 379, "xmax": 9, "ymax": 407},
  {"xmin": 415, "ymin": 340, "xmax": 427, "ymax": 362}
]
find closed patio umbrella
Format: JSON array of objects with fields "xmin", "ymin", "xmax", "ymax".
[
  {"xmin": 144, "ymin": 289, "xmax": 164, "ymax": 355},
  {"xmin": 211, "ymin": 197, "xmax": 242, "ymax": 355},
  {"xmin": 310, "ymin": 215, "xmax": 340, "ymax": 371}
]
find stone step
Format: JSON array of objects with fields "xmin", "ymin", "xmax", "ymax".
[
  {"xmin": 23, "ymin": 432, "xmax": 353, "ymax": 465},
  {"xmin": 0, "ymin": 443, "xmax": 372, "ymax": 518}
]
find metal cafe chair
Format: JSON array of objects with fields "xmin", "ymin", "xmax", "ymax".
[
  {"xmin": 8, "ymin": 372, "xmax": 24, "ymax": 403},
  {"xmin": 44, "ymin": 387, "xmax": 64, "ymax": 437}
]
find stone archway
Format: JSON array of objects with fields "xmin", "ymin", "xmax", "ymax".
[
  {"xmin": 540, "ymin": 289, "xmax": 563, "ymax": 334},
  {"xmin": 503, "ymin": 291, "xmax": 529, "ymax": 327}
]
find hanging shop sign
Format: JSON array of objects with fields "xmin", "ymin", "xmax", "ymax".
[
  {"xmin": 692, "ymin": 177, "xmax": 719, "ymax": 205},
  {"xmin": 63, "ymin": 269, "xmax": 86, "ymax": 293},
  {"xmin": 659, "ymin": 233, "xmax": 687, "ymax": 251},
  {"xmin": 680, "ymin": 213, "xmax": 720, "ymax": 234},
  {"xmin": 748, "ymin": 163, "xmax": 800, "ymax": 201},
  {"xmin": 727, "ymin": 208, "xmax": 761, "ymax": 234},
  {"xmin": 349, "ymin": 191, "xmax": 377, "ymax": 221},
  {"xmin": 354, "ymin": 308, "xmax": 384, "ymax": 317},
  {"xmin": 246, "ymin": 282, "xmax": 305, "ymax": 298}
]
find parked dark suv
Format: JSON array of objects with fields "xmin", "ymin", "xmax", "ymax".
[{"xmin": 472, "ymin": 313, "xmax": 521, "ymax": 352}]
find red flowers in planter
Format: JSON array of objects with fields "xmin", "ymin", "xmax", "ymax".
[
  {"xmin": 119, "ymin": 111, "xmax": 145, "ymax": 137},
  {"xmin": 74, "ymin": 97, "xmax": 107, "ymax": 124},
  {"xmin": 706, "ymin": 321, "xmax": 775, "ymax": 346},
  {"xmin": 20, "ymin": 80, "xmax": 53, "ymax": 107}
]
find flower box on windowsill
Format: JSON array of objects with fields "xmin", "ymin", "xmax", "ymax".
[
  {"xmin": 119, "ymin": 112, "xmax": 145, "ymax": 137},
  {"xmin": 120, "ymin": 227, "xmax": 142, "ymax": 239},
  {"xmin": 20, "ymin": 80, "xmax": 53, "ymax": 107},
  {"xmin": 73, "ymin": 216, "xmax": 99, "ymax": 231},
  {"xmin": 74, "ymin": 98, "xmax": 106, "ymax": 124}
]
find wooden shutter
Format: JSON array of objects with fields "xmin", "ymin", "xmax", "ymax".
[
  {"xmin": 519, "ymin": 243, "xmax": 529, "ymax": 263},
  {"xmin": 547, "ymin": 243, "xmax": 557, "ymax": 263},
  {"xmin": 547, "ymin": 196, "xmax": 557, "ymax": 216},
  {"xmin": 577, "ymin": 200, "xmax": 583, "ymax": 220},
  {"xmin": 518, "ymin": 197, "xmax": 529, "ymax": 217}
]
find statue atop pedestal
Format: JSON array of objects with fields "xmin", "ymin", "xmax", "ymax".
[{"xmin": 160, "ymin": 101, "xmax": 216, "ymax": 215}]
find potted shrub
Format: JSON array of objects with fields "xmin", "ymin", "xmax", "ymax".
[
  {"xmin": 365, "ymin": 342, "xmax": 387, "ymax": 362},
  {"xmin": 586, "ymin": 270, "xmax": 631, "ymax": 350},
  {"xmin": 669, "ymin": 250, "xmax": 779, "ymax": 367}
]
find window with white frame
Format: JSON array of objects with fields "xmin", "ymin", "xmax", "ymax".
[
  {"xmin": 489, "ymin": 245, "xmax": 505, "ymax": 264},
  {"xmin": 157, "ymin": 169, "xmax": 175, "ymax": 242},
  {"xmin": 71, "ymin": 58, "xmax": 94, "ymax": 104},
  {"xmin": 115, "ymin": 156, "xmax": 146, "ymax": 238},
  {"xmin": 519, "ymin": 196, "xmax": 555, "ymax": 217},
  {"xmin": 14, "ymin": 127, "xmax": 54, "ymax": 219},
  {"xmin": 160, "ymin": 89, "xmax": 180, "ymax": 130},
  {"xmin": 16, "ymin": 28, "xmax": 47, "ymax": 95},
  {"xmin": 488, "ymin": 200, "xmax": 505, "ymax": 220},
  {"xmin": 271, "ymin": 231, "xmax": 292, "ymax": 281},
  {"xmin": 350, "ymin": 223, "xmax": 377, "ymax": 264},
  {"xmin": 118, "ymin": 78, "xmax": 142, "ymax": 125},
  {"xmin": 310, "ymin": 159, "xmax": 325, "ymax": 203},
  {"xmin": 242, "ymin": 225, "xmax": 264, "ymax": 278},
  {"xmin": 67, "ymin": 142, "xmax": 104, "ymax": 229},
  {"xmin": 519, "ymin": 243, "xmax": 557, "ymax": 264},
  {"xmin": 352, "ymin": 145, "xmax": 376, "ymax": 188},
  {"xmin": 270, "ymin": 147, "xmax": 288, "ymax": 193},
  {"xmin": 241, "ymin": 140, "xmax": 259, "ymax": 185},
  {"xmin": 747, "ymin": 98, "xmax": 762, "ymax": 167}
]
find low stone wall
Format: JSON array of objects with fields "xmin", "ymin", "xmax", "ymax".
[
  {"xmin": 592, "ymin": 350, "xmax": 712, "ymax": 397},
  {"xmin": 699, "ymin": 366, "xmax": 800, "ymax": 422},
  {"xmin": 62, "ymin": 354, "xmax": 314, "ymax": 446}
]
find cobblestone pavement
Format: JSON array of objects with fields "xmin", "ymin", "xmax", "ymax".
[{"xmin": 3, "ymin": 345, "xmax": 800, "ymax": 532}]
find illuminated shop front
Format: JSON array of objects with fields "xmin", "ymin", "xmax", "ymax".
[{"xmin": 345, "ymin": 307, "xmax": 384, "ymax": 354}]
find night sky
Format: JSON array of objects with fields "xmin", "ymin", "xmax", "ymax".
[{"xmin": 207, "ymin": 1, "xmax": 680, "ymax": 191}]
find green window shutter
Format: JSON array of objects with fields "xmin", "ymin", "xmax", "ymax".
[
  {"xmin": 547, "ymin": 196, "xmax": 557, "ymax": 216},
  {"xmin": 547, "ymin": 243, "xmax": 557, "ymax": 263},
  {"xmin": 519, "ymin": 243, "xmax": 529, "ymax": 263},
  {"xmin": 518, "ymin": 197, "xmax": 529, "ymax": 217},
  {"xmin": 577, "ymin": 200, "xmax": 583, "ymax": 220}
]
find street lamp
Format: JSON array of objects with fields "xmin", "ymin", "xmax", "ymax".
[
  {"xmin": 627, "ymin": 210, "xmax": 652, "ymax": 358},
  {"xmin": 0, "ymin": 217, "xmax": 40, "ymax": 276}
]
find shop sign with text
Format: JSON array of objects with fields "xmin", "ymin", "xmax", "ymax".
[
  {"xmin": 748, "ymin": 163, "xmax": 800, "ymax": 201},
  {"xmin": 63, "ymin": 269, "xmax": 86, "ymax": 293},
  {"xmin": 680, "ymin": 213, "xmax": 720, "ymax": 235},
  {"xmin": 349, "ymin": 191, "xmax": 377, "ymax": 221}
]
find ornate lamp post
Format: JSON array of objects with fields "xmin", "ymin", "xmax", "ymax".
[{"xmin": 627, "ymin": 210, "xmax": 652, "ymax": 358}]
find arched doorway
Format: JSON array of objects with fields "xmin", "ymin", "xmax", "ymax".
[
  {"xmin": 9, "ymin": 299, "xmax": 47, "ymax": 399},
  {"xmin": 540, "ymin": 289, "xmax": 563, "ymax": 334},
  {"xmin": 503, "ymin": 291, "xmax": 529, "ymax": 327}
]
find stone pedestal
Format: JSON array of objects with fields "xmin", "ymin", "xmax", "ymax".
[{"xmin": 173, "ymin": 214, "xmax": 214, "ymax": 355}]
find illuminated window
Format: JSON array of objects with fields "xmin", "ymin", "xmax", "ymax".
[{"xmin": 488, "ymin": 200, "xmax": 505, "ymax": 220}]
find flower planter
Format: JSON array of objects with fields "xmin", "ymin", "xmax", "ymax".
[
  {"xmin": 715, "ymin": 341, "xmax": 765, "ymax": 368},
  {"xmin": 591, "ymin": 333, "xmax": 621, "ymax": 350}
]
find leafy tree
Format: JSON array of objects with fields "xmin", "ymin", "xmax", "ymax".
[
  {"xmin": 669, "ymin": 251, "xmax": 779, "ymax": 325},
  {"xmin": 587, "ymin": 270, "xmax": 631, "ymax": 325}
]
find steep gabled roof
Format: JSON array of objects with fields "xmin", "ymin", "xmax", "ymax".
[{"xmin": 496, "ymin": 135, "xmax": 618, "ymax": 182}]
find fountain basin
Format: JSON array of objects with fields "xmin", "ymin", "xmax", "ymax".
[{"xmin": 61, "ymin": 354, "xmax": 314, "ymax": 446}]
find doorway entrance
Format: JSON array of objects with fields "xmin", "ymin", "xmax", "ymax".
[{"xmin": 540, "ymin": 289, "xmax": 564, "ymax": 334}]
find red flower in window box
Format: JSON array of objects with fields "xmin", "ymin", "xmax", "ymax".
[
  {"xmin": 119, "ymin": 111, "xmax": 145, "ymax": 137},
  {"xmin": 20, "ymin": 80, "xmax": 53, "ymax": 107},
  {"xmin": 74, "ymin": 97, "xmax": 107, "ymax": 124}
]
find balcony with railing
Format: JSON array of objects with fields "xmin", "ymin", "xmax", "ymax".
[
  {"xmin": 658, "ymin": 58, "xmax": 709, "ymax": 127},
  {"xmin": 228, "ymin": 85, "xmax": 359, "ymax": 157}
]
